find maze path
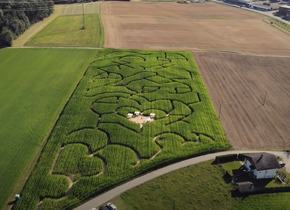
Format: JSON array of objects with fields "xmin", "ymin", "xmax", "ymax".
[{"xmin": 16, "ymin": 50, "xmax": 227, "ymax": 210}]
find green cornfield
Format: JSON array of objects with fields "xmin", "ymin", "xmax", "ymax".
[{"xmin": 14, "ymin": 49, "xmax": 229, "ymax": 210}]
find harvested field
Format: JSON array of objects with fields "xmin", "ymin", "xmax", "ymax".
[
  {"xmin": 102, "ymin": 2, "xmax": 290, "ymax": 56},
  {"xmin": 193, "ymin": 52, "xmax": 290, "ymax": 150}
]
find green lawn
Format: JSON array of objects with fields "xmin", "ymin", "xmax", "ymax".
[
  {"xmin": 14, "ymin": 49, "xmax": 229, "ymax": 210},
  {"xmin": 24, "ymin": 14, "xmax": 103, "ymax": 47},
  {"xmin": 222, "ymin": 161, "xmax": 242, "ymax": 176},
  {"xmin": 0, "ymin": 48, "xmax": 97, "ymax": 210},
  {"xmin": 108, "ymin": 161, "xmax": 290, "ymax": 210}
]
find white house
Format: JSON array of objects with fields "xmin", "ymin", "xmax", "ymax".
[{"xmin": 243, "ymin": 153, "xmax": 281, "ymax": 179}]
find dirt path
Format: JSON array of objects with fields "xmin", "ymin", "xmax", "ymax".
[
  {"xmin": 12, "ymin": 2, "xmax": 99, "ymax": 47},
  {"xmin": 12, "ymin": 6, "xmax": 62, "ymax": 47}
]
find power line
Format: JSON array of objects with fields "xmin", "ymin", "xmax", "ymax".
[
  {"xmin": 1, "ymin": 7, "xmax": 54, "ymax": 12},
  {"xmin": 0, "ymin": 0, "xmax": 64, "ymax": 3}
]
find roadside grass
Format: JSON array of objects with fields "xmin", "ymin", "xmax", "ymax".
[
  {"xmin": 0, "ymin": 48, "xmax": 97, "ymax": 210},
  {"xmin": 14, "ymin": 49, "xmax": 229, "ymax": 210},
  {"xmin": 24, "ymin": 14, "xmax": 103, "ymax": 47},
  {"xmin": 264, "ymin": 18, "xmax": 290, "ymax": 35},
  {"xmin": 107, "ymin": 161, "xmax": 290, "ymax": 210},
  {"xmin": 108, "ymin": 161, "xmax": 236, "ymax": 210}
]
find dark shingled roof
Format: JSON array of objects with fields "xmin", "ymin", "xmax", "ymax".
[
  {"xmin": 236, "ymin": 181, "xmax": 254, "ymax": 193},
  {"xmin": 244, "ymin": 152, "xmax": 280, "ymax": 170}
]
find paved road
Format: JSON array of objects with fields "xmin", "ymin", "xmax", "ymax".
[{"xmin": 74, "ymin": 150, "xmax": 290, "ymax": 210}]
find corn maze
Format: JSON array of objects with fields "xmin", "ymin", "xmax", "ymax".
[{"xmin": 14, "ymin": 49, "xmax": 229, "ymax": 210}]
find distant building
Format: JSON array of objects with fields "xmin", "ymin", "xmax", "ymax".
[
  {"xmin": 279, "ymin": 5, "xmax": 290, "ymax": 15},
  {"xmin": 243, "ymin": 153, "xmax": 280, "ymax": 179}
]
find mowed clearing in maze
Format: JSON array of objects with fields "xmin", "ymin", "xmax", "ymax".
[
  {"xmin": 193, "ymin": 52, "xmax": 290, "ymax": 150},
  {"xmin": 15, "ymin": 49, "xmax": 228, "ymax": 210},
  {"xmin": 102, "ymin": 2, "xmax": 290, "ymax": 56}
]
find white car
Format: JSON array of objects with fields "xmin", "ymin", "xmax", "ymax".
[{"xmin": 106, "ymin": 203, "xmax": 117, "ymax": 210}]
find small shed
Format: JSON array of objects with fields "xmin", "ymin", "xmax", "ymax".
[
  {"xmin": 236, "ymin": 181, "xmax": 254, "ymax": 193},
  {"xmin": 134, "ymin": 111, "xmax": 140, "ymax": 116},
  {"xmin": 150, "ymin": 113, "xmax": 156, "ymax": 119},
  {"xmin": 279, "ymin": 5, "xmax": 290, "ymax": 13}
]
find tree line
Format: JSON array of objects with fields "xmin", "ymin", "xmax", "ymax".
[{"xmin": 0, "ymin": 0, "xmax": 54, "ymax": 48}]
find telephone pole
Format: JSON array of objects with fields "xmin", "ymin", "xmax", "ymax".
[
  {"xmin": 262, "ymin": 91, "xmax": 267, "ymax": 106},
  {"xmin": 82, "ymin": 2, "xmax": 85, "ymax": 29}
]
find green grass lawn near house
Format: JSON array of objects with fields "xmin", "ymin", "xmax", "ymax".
[
  {"xmin": 108, "ymin": 161, "xmax": 290, "ymax": 210},
  {"xmin": 24, "ymin": 14, "xmax": 103, "ymax": 47},
  {"xmin": 222, "ymin": 161, "xmax": 242, "ymax": 176},
  {"xmin": 0, "ymin": 48, "xmax": 97, "ymax": 210}
]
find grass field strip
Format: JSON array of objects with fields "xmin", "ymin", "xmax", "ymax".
[
  {"xmin": 14, "ymin": 49, "xmax": 228, "ymax": 210},
  {"xmin": 60, "ymin": 2, "xmax": 99, "ymax": 16}
]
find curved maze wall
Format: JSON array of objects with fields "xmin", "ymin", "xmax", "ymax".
[{"xmin": 15, "ymin": 49, "xmax": 229, "ymax": 210}]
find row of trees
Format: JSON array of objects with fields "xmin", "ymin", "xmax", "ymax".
[{"xmin": 0, "ymin": 0, "xmax": 54, "ymax": 48}]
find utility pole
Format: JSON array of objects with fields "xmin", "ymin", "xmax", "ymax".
[
  {"xmin": 262, "ymin": 91, "xmax": 267, "ymax": 106},
  {"xmin": 82, "ymin": 2, "xmax": 85, "ymax": 30}
]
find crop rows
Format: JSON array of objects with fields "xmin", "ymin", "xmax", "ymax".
[{"xmin": 14, "ymin": 49, "xmax": 229, "ymax": 210}]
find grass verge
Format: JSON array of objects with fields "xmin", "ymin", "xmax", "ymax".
[
  {"xmin": 0, "ymin": 48, "xmax": 97, "ymax": 210},
  {"xmin": 108, "ymin": 160, "xmax": 290, "ymax": 210},
  {"xmin": 24, "ymin": 14, "xmax": 103, "ymax": 47}
]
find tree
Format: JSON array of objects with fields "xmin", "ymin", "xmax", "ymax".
[{"xmin": 0, "ymin": 0, "xmax": 54, "ymax": 48}]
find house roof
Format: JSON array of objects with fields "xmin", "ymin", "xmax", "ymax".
[{"xmin": 244, "ymin": 153, "xmax": 280, "ymax": 170}]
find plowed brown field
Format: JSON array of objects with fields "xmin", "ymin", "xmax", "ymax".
[
  {"xmin": 194, "ymin": 52, "xmax": 290, "ymax": 149},
  {"xmin": 102, "ymin": 2, "xmax": 290, "ymax": 56}
]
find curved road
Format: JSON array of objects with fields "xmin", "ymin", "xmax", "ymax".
[{"xmin": 74, "ymin": 150, "xmax": 290, "ymax": 210}]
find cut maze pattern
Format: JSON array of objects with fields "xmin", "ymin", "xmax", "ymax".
[{"xmin": 15, "ymin": 50, "xmax": 228, "ymax": 210}]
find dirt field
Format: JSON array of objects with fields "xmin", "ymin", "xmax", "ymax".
[
  {"xmin": 102, "ymin": 2, "xmax": 290, "ymax": 56},
  {"xmin": 193, "ymin": 52, "xmax": 290, "ymax": 150}
]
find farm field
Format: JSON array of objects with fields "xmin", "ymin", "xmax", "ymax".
[
  {"xmin": 106, "ymin": 160, "xmax": 290, "ymax": 210},
  {"xmin": 58, "ymin": 2, "xmax": 99, "ymax": 15},
  {"xmin": 12, "ymin": 2, "xmax": 99, "ymax": 47},
  {"xmin": 14, "ymin": 49, "xmax": 229, "ymax": 210},
  {"xmin": 25, "ymin": 14, "xmax": 103, "ymax": 47},
  {"xmin": 0, "ymin": 48, "xmax": 97, "ymax": 210},
  {"xmin": 193, "ymin": 52, "xmax": 290, "ymax": 150},
  {"xmin": 102, "ymin": 2, "xmax": 290, "ymax": 56}
]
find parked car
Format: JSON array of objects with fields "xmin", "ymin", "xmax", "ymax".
[
  {"xmin": 98, "ymin": 206, "xmax": 109, "ymax": 210},
  {"xmin": 106, "ymin": 203, "xmax": 117, "ymax": 210}
]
